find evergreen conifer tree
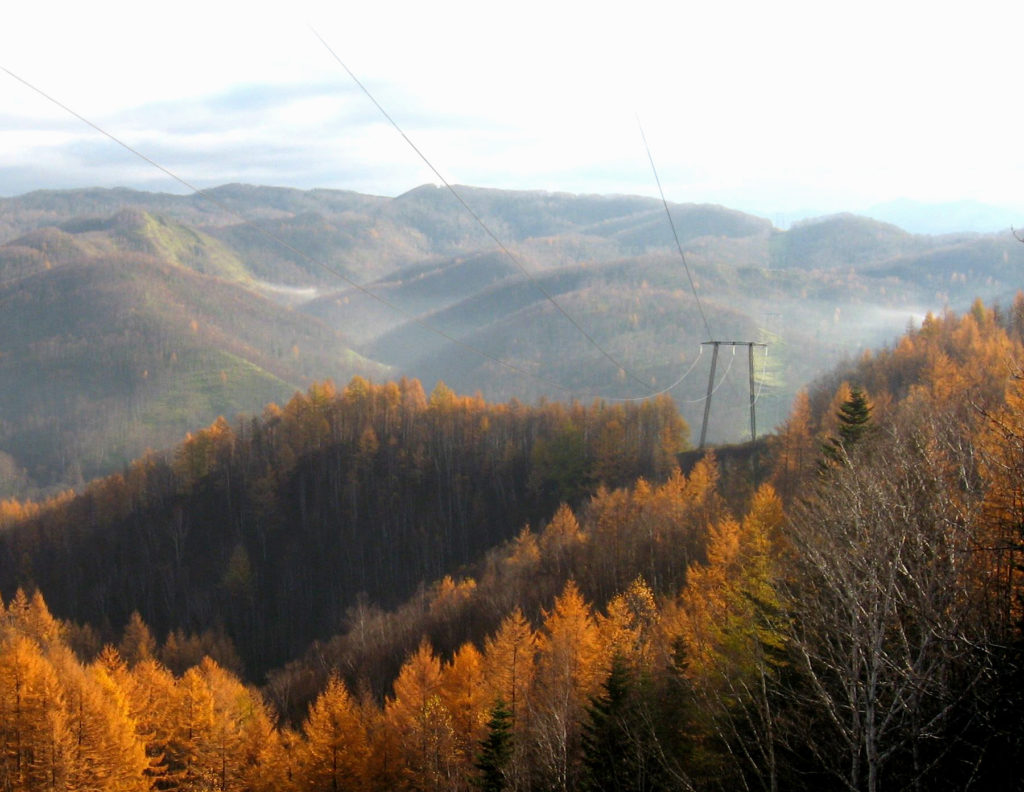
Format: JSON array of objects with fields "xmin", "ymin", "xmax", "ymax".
[
  {"xmin": 580, "ymin": 654, "xmax": 664, "ymax": 792},
  {"xmin": 823, "ymin": 385, "xmax": 872, "ymax": 465},
  {"xmin": 474, "ymin": 699, "xmax": 513, "ymax": 792},
  {"xmin": 836, "ymin": 385, "xmax": 872, "ymax": 446}
]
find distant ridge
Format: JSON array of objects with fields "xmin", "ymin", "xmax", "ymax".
[
  {"xmin": 862, "ymin": 198, "xmax": 1023, "ymax": 235},
  {"xmin": 2, "ymin": 183, "xmax": 1023, "ymax": 495}
]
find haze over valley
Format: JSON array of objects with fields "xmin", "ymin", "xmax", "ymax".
[
  {"xmin": 4, "ymin": 1, "xmax": 1024, "ymax": 787},
  {"xmin": 2, "ymin": 182, "xmax": 1021, "ymax": 496}
]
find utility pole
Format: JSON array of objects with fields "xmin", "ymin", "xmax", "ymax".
[{"xmin": 698, "ymin": 341, "xmax": 767, "ymax": 449}]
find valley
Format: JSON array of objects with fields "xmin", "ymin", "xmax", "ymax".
[{"xmin": 2, "ymin": 183, "xmax": 1021, "ymax": 496}]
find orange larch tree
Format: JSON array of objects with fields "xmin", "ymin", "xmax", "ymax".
[
  {"xmin": 385, "ymin": 638, "xmax": 456, "ymax": 791},
  {"xmin": 298, "ymin": 673, "xmax": 369, "ymax": 792},
  {"xmin": 529, "ymin": 580, "xmax": 604, "ymax": 792}
]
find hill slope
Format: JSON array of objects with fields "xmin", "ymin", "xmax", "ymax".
[
  {"xmin": 0, "ymin": 210, "xmax": 387, "ymax": 493},
  {"xmin": 2, "ymin": 183, "xmax": 1023, "ymax": 493}
]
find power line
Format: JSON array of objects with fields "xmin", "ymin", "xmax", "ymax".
[
  {"xmin": 2, "ymin": 62, "xmax": 713, "ymax": 407},
  {"xmin": 310, "ymin": 28, "xmax": 656, "ymax": 395},
  {"xmin": 634, "ymin": 120, "xmax": 771, "ymax": 441},
  {"xmin": 696, "ymin": 341, "xmax": 767, "ymax": 447},
  {"xmin": 0, "ymin": 63, "xmax": 581, "ymax": 397},
  {"xmin": 750, "ymin": 344, "xmax": 771, "ymax": 406},
  {"xmin": 600, "ymin": 345, "xmax": 706, "ymax": 404},
  {"xmin": 680, "ymin": 344, "xmax": 737, "ymax": 404},
  {"xmin": 636, "ymin": 118, "xmax": 713, "ymax": 342}
]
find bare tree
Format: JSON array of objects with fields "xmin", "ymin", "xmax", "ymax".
[{"xmin": 783, "ymin": 409, "xmax": 991, "ymax": 792}]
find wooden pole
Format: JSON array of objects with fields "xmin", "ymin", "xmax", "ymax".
[
  {"xmin": 748, "ymin": 342, "xmax": 757, "ymax": 442},
  {"xmin": 698, "ymin": 341, "xmax": 767, "ymax": 449},
  {"xmin": 699, "ymin": 342, "xmax": 720, "ymax": 449}
]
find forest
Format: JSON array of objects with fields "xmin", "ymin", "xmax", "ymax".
[{"xmin": 1, "ymin": 297, "xmax": 1024, "ymax": 790}]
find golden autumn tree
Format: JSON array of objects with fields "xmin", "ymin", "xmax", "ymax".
[
  {"xmin": 596, "ymin": 576, "xmax": 660, "ymax": 671},
  {"xmin": 57, "ymin": 648, "xmax": 149, "ymax": 792},
  {"xmin": 538, "ymin": 504, "xmax": 586, "ymax": 584},
  {"xmin": 529, "ymin": 580, "xmax": 604, "ymax": 792},
  {"xmin": 124, "ymin": 656, "xmax": 180, "ymax": 787},
  {"xmin": 168, "ymin": 666, "xmax": 218, "ymax": 790},
  {"xmin": 977, "ymin": 369, "xmax": 1024, "ymax": 633},
  {"xmin": 196, "ymin": 656, "xmax": 286, "ymax": 792},
  {"xmin": 232, "ymin": 689, "xmax": 290, "ymax": 792},
  {"xmin": 360, "ymin": 690, "xmax": 402, "ymax": 792},
  {"xmin": 634, "ymin": 456, "xmax": 725, "ymax": 593},
  {"xmin": 0, "ymin": 634, "xmax": 72, "ymax": 791},
  {"xmin": 481, "ymin": 608, "xmax": 536, "ymax": 729},
  {"xmin": 479, "ymin": 607, "xmax": 537, "ymax": 791},
  {"xmin": 591, "ymin": 410, "xmax": 630, "ymax": 486},
  {"xmin": 586, "ymin": 483, "xmax": 644, "ymax": 602},
  {"xmin": 499, "ymin": 528, "xmax": 542, "ymax": 612},
  {"xmin": 143, "ymin": 663, "xmax": 217, "ymax": 786},
  {"xmin": 281, "ymin": 382, "xmax": 335, "ymax": 455},
  {"xmin": 770, "ymin": 389, "xmax": 816, "ymax": 503},
  {"xmin": 5, "ymin": 588, "xmax": 64, "ymax": 650},
  {"xmin": 428, "ymin": 576, "xmax": 478, "ymax": 650},
  {"xmin": 439, "ymin": 641, "xmax": 488, "ymax": 785},
  {"xmin": 119, "ymin": 611, "xmax": 157, "ymax": 667},
  {"xmin": 0, "ymin": 498, "xmax": 41, "ymax": 531},
  {"xmin": 297, "ymin": 673, "xmax": 368, "ymax": 792},
  {"xmin": 677, "ymin": 483, "xmax": 788, "ymax": 790},
  {"xmin": 385, "ymin": 638, "xmax": 457, "ymax": 791},
  {"xmin": 174, "ymin": 415, "xmax": 235, "ymax": 486}
]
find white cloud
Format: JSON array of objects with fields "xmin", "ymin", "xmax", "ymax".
[{"xmin": 1, "ymin": 0, "xmax": 1023, "ymax": 222}]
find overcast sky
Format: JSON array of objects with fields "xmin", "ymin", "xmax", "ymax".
[{"xmin": 2, "ymin": 0, "xmax": 1022, "ymax": 226}]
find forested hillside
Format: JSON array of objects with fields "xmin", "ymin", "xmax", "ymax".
[
  {"xmin": 1, "ymin": 299, "xmax": 1023, "ymax": 790},
  {"xmin": 0, "ymin": 205, "xmax": 388, "ymax": 495},
  {"xmin": 0, "ymin": 379, "xmax": 686, "ymax": 675},
  {"xmin": 3, "ymin": 184, "xmax": 1023, "ymax": 496}
]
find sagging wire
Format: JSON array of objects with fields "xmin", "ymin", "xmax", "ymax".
[
  {"xmin": 311, "ymin": 27, "xmax": 657, "ymax": 396},
  {"xmin": 750, "ymin": 344, "xmax": 771, "ymax": 406},
  {"xmin": 2, "ymin": 56, "xmax": 714, "ymax": 407},
  {"xmin": 680, "ymin": 344, "xmax": 737, "ymax": 404},
  {"xmin": 0, "ymin": 62, "xmax": 580, "ymax": 397},
  {"xmin": 600, "ymin": 345, "xmax": 705, "ymax": 403},
  {"xmin": 637, "ymin": 116, "xmax": 713, "ymax": 342}
]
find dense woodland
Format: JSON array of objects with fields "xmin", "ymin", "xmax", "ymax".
[
  {"xmin": 2, "ymin": 298, "xmax": 1024, "ymax": 790},
  {"xmin": 0, "ymin": 380, "xmax": 686, "ymax": 675}
]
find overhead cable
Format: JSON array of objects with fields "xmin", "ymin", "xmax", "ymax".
[
  {"xmin": 0, "ymin": 63, "xmax": 580, "ymax": 397},
  {"xmin": 2, "ymin": 60, "xmax": 712, "ymax": 405},
  {"xmin": 680, "ymin": 344, "xmax": 737, "ymax": 404},
  {"xmin": 310, "ymin": 28, "xmax": 656, "ymax": 395},
  {"xmin": 636, "ymin": 117, "xmax": 713, "ymax": 342}
]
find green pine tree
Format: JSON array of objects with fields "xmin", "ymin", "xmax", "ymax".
[
  {"xmin": 836, "ymin": 385, "xmax": 872, "ymax": 445},
  {"xmin": 580, "ymin": 654, "xmax": 666, "ymax": 792},
  {"xmin": 474, "ymin": 699, "xmax": 513, "ymax": 792},
  {"xmin": 823, "ymin": 385, "xmax": 872, "ymax": 466}
]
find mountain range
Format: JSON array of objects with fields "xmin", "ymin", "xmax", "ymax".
[{"xmin": 2, "ymin": 183, "xmax": 1023, "ymax": 495}]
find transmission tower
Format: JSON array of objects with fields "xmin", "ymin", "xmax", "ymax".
[{"xmin": 698, "ymin": 341, "xmax": 768, "ymax": 449}]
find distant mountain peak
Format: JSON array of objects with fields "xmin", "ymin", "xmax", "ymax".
[{"xmin": 862, "ymin": 198, "xmax": 1023, "ymax": 235}]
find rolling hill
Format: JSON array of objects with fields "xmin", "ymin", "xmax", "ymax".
[
  {"xmin": 0, "ymin": 207, "xmax": 388, "ymax": 494},
  {"xmin": 2, "ymin": 183, "xmax": 1023, "ymax": 495}
]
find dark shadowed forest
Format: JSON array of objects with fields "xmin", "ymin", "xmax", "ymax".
[{"xmin": 2, "ymin": 299, "xmax": 1024, "ymax": 790}]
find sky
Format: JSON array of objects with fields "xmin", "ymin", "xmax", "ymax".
[{"xmin": 2, "ymin": 0, "xmax": 1023, "ymax": 227}]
